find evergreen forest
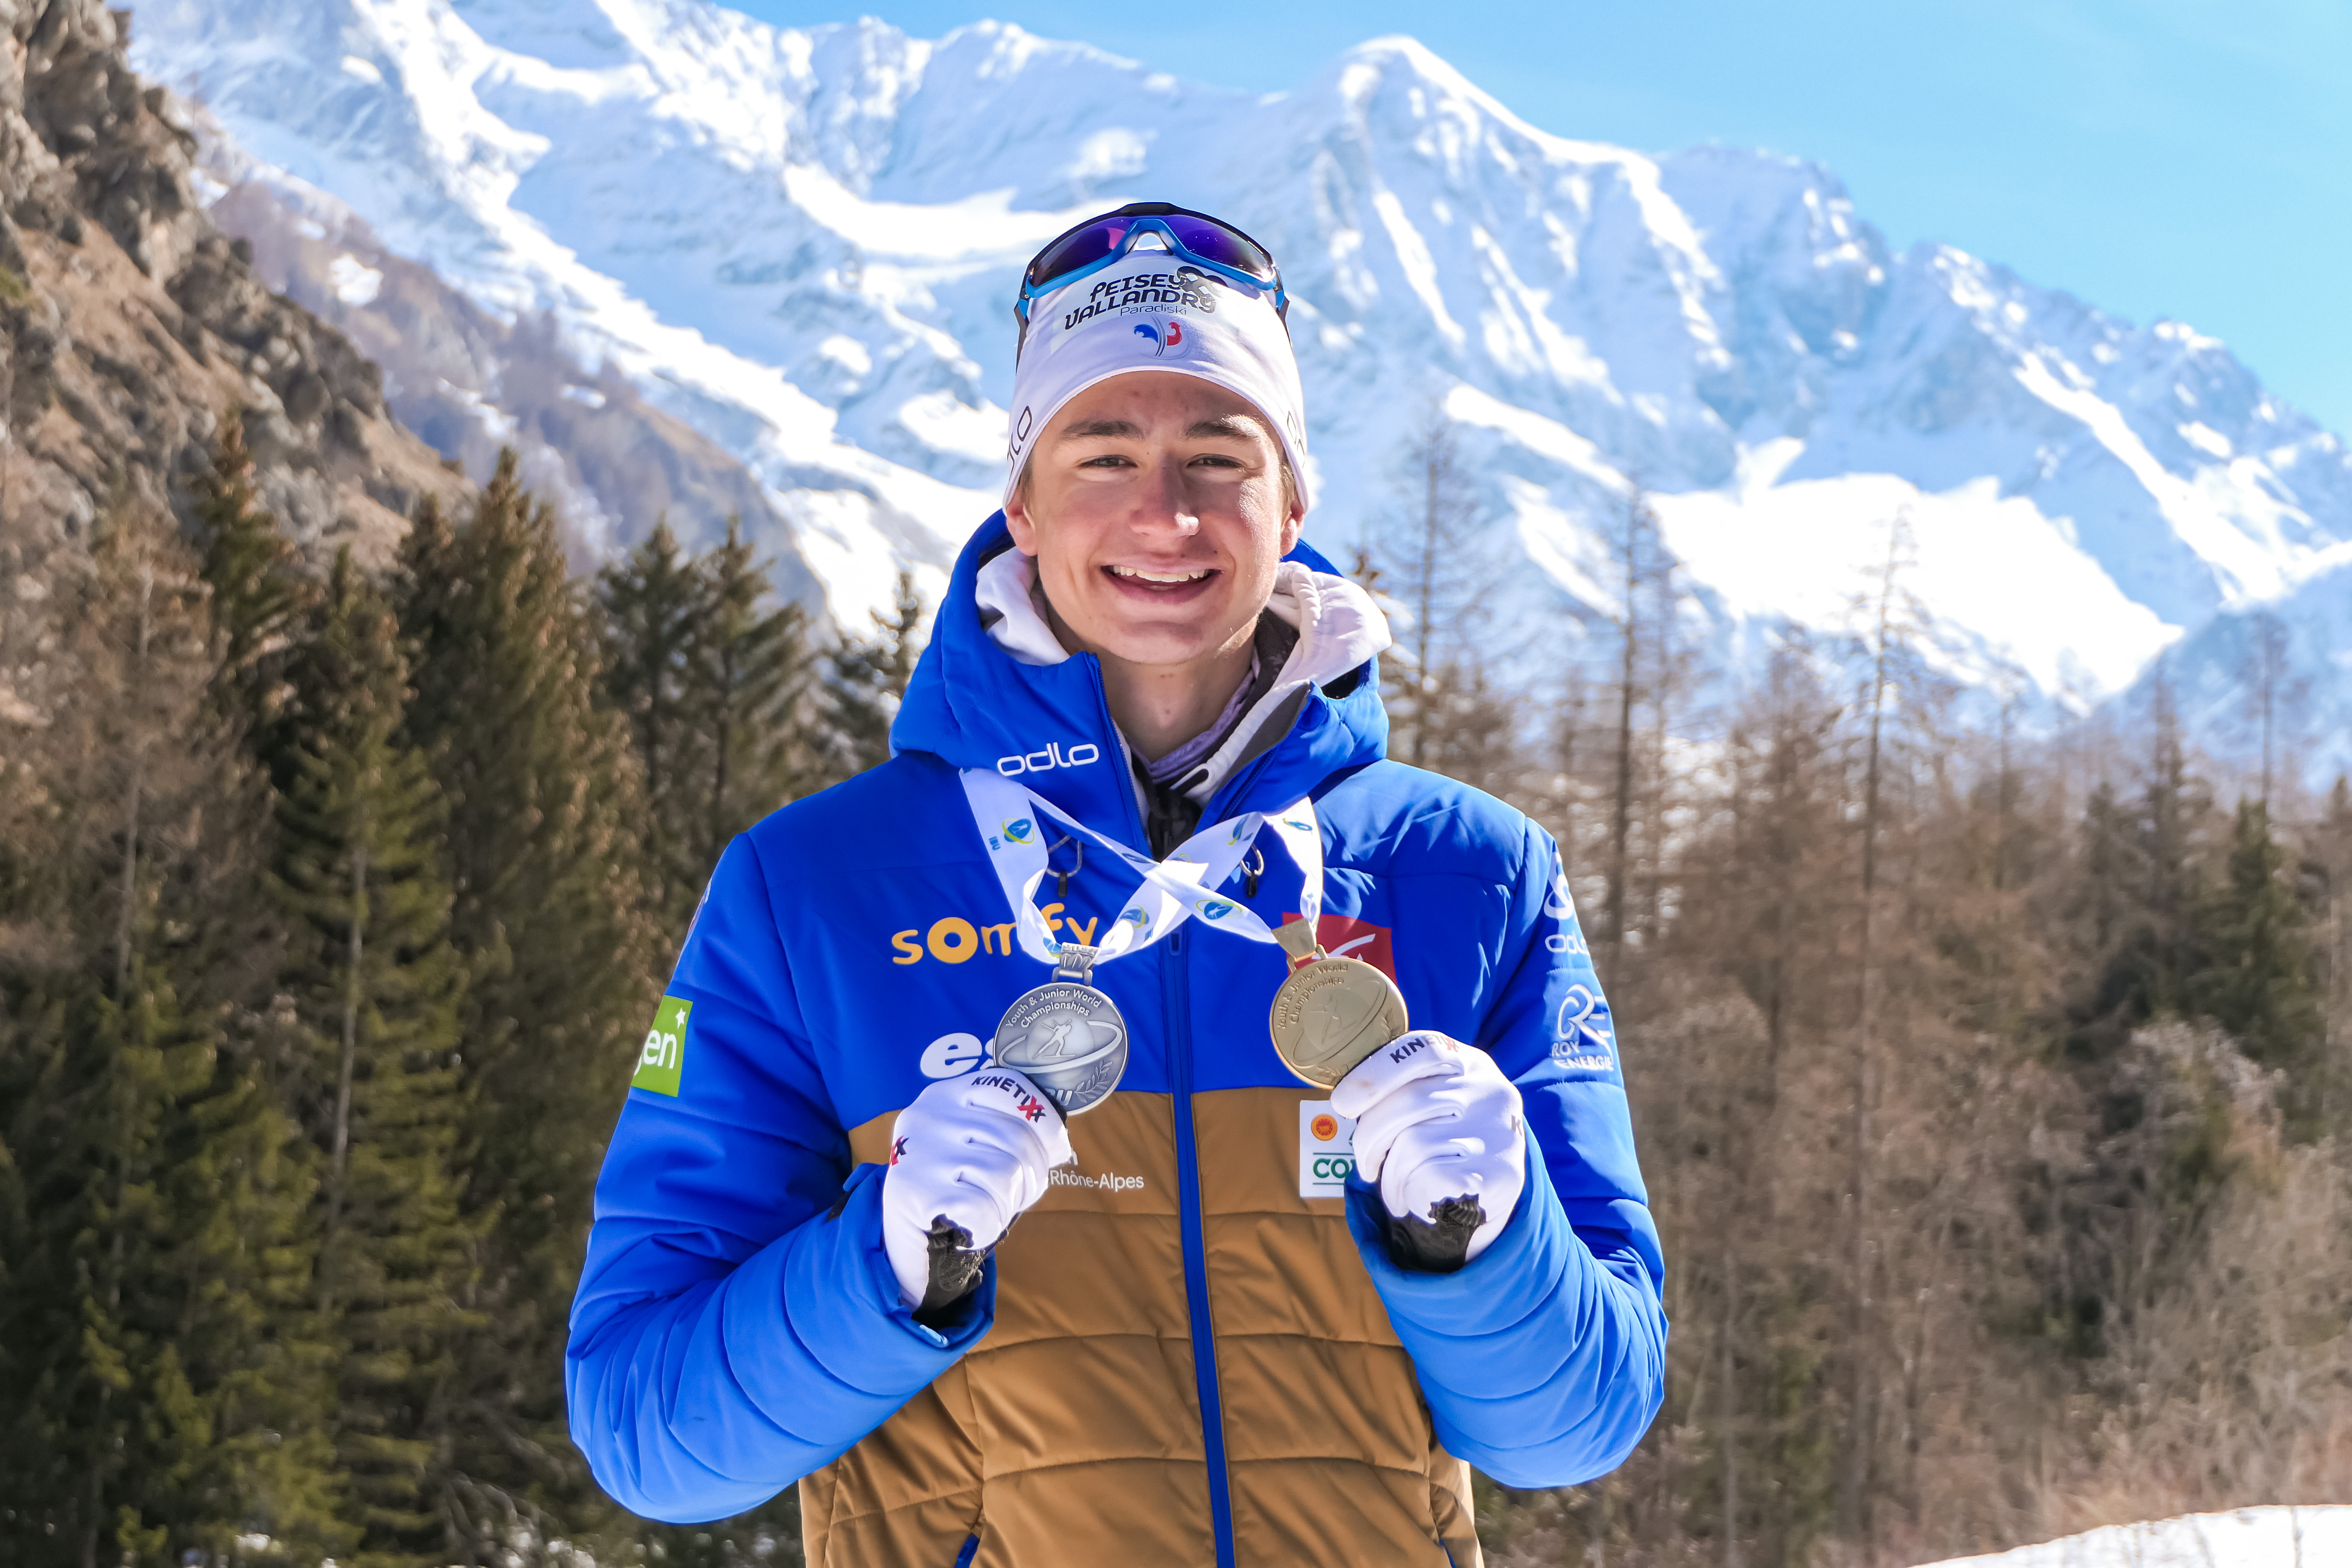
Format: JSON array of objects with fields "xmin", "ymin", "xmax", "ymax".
[{"xmin": 0, "ymin": 415, "xmax": 2345, "ymax": 1568}]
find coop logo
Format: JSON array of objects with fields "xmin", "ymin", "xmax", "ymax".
[
  {"xmin": 996, "ymin": 741, "xmax": 1101, "ymax": 776},
  {"xmin": 1299, "ymin": 1100, "xmax": 1358, "ymax": 1197},
  {"xmin": 1133, "ymin": 319, "xmax": 1186, "ymax": 355},
  {"xmin": 1550, "ymin": 983, "xmax": 1616, "ymax": 1073}
]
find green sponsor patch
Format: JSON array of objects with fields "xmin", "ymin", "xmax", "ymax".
[{"xmin": 630, "ymin": 996, "xmax": 692, "ymax": 1097}]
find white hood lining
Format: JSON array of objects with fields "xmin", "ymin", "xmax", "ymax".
[{"xmin": 976, "ymin": 547, "xmax": 1392, "ymax": 803}]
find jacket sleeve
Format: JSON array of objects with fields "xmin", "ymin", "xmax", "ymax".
[
  {"xmin": 1345, "ymin": 821, "xmax": 1667, "ymax": 1488},
  {"xmin": 566, "ymin": 835, "xmax": 992, "ymax": 1524}
]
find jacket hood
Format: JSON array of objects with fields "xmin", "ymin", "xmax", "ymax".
[{"xmin": 891, "ymin": 513, "xmax": 1392, "ymax": 846}]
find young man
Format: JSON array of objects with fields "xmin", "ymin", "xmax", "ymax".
[{"xmin": 568, "ymin": 202, "xmax": 1666, "ymax": 1567}]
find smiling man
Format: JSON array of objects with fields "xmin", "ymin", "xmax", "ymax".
[{"xmin": 567, "ymin": 202, "xmax": 1666, "ymax": 1567}]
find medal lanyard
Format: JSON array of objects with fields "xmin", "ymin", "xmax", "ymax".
[{"xmin": 959, "ymin": 768, "xmax": 1322, "ymax": 968}]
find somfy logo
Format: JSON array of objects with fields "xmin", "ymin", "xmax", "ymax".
[{"xmin": 997, "ymin": 741, "xmax": 1102, "ymax": 776}]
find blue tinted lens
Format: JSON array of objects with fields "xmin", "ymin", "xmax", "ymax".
[
  {"xmin": 1162, "ymin": 216, "xmax": 1276, "ymax": 281},
  {"xmin": 1026, "ymin": 220, "xmax": 1128, "ymax": 288},
  {"xmin": 1025, "ymin": 212, "xmax": 1277, "ymax": 290}
]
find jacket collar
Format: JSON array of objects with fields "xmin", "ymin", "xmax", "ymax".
[{"xmin": 891, "ymin": 513, "xmax": 1393, "ymax": 849}]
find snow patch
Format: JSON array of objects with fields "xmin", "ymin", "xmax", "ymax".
[
  {"xmin": 328, "ymin": 253, "xmax": 383, "ymax": 306},
  {"xmin": 1914, "ymin": 1506, "xmax": 2352, "ymax": 1568}
]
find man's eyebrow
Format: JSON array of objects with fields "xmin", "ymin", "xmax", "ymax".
[
  {"xmin": 1185, "ymin": 416, "xmax": 1266, "ymax": 441},
  {"xmin": 1051, "ymin": 415, "xmax": 1268, "ymax": 441}
]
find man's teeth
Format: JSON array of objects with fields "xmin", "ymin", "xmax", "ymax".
[{"xmin": 1109, "ymin": 566, "xmax": 1211, "ymax": 584}]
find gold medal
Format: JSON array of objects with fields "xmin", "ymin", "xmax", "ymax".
[{"xmin": 1267, "ymin": 918, "xmax": 1410, "ymax": 1087}]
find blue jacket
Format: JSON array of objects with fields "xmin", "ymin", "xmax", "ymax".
[{"xmin": 568, "ymin": 516, "xmax": 1666, "ymax": 1565}]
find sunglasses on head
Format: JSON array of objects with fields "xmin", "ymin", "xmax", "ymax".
[{"xmin": 1014, "ymin": 201, "xmax": 1287, "ymax": 359}]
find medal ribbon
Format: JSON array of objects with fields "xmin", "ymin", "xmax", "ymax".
[{"xmin": 959, "ymin": 768, "xmax": 1323, "ymax": 968}]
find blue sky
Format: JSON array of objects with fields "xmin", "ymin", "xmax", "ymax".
[{"xmin": 726, "ymin": 0, "xmax": 2352, "ymax": 440}]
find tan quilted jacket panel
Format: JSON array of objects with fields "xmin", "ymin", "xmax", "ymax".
[{"xmin": 807, "ymin": 1088, "xmax": 1482, "ymax": 1568}]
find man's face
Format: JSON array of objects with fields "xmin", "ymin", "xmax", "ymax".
[{"xmin": 1005, "ymin": 371, "xmax": 1304, "ymax": 670}]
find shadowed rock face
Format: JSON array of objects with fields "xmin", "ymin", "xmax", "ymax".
[
  {"xmin": 0, "ymin": 0, "xmax": 465, "ymax": 602},
  {"xmin": 201, "ymin": 169, "xmax": 820, "ymax": 609}
]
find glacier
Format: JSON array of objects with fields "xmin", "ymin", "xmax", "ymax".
[{"xmin": 127, "ymin": 0, "xmax": 2352, "ymax": 774}]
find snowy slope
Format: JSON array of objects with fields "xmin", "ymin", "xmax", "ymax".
[
  {"xmin": 128, "ymin": 0, "xmax": 2352, "ymax": 726},
  {"xmin": 2134, "ymin": 545, "xmax": 2352, "ymax": 788},
  {"xmin": 1914, "ymin": 1506, "xmax": 2352, "ymax": 1568}
]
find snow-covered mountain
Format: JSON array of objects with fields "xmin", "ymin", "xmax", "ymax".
[{"xmin": 128, "ymin": 0, "xmax": 2352, "ymax": 771}]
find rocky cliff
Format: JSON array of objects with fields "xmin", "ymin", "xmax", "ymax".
[{"xmin": 0, "ymin": 0, "xmax": 463, "ymax": 643}]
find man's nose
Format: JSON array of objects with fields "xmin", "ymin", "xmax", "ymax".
[{"xmin": 1131, "ymin": 452, "xmax": 1200, "ymax": 534}]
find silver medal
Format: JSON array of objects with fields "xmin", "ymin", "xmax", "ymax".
[{"xmin": 992, "ymin": 944, "xmax": 1129, "ymax": 1116}]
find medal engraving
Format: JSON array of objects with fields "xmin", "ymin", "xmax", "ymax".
[
  {"xmin": 994, "ymin": 952, "xmax": 1129, "ymax": 1115},
  {"xmin": 1268, "ymin": 956, "xmax": 1410, "ymax": 1088}
]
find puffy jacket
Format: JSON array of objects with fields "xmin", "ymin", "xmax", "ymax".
[{"xmin": 567, "ymin": 514, "xmax": 1667, "ymax": 1567}]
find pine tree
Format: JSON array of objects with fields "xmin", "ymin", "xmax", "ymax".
[
  {"xmin": 823, "ymin": 567, "xmax": 927, "ymax": 781},
  {"xmin": 396, "ymin": 454, "xmax": 655, "ymax": 1543},
  {"xmin": 274, "ymin": 551, "xmax": 478, "ymax": 1561},
  {"xmin": 2193, "ymin": 800, "xmax": 2322, "ymax": 1125},
  {"xmin": 698, "ymin": 515, "xmax": 814, "ymax": 869},
  {"xmin": 191, "ymin": 407, "xmax": 315, "ymax": 740},
  {"xmin": 596, "ymin": 518, "xmax": 711, "ymax": 929},
  {"xmin": 0, "ymin": 501, "xmax": 338, "ymax": 1565}
]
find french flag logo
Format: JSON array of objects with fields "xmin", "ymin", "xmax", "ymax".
[{"xmin": 1133, "ymin": 320, "xmax": 1184, "ymax": 355}]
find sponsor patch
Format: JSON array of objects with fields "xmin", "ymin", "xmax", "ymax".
[
  {"xmin": 631, "ymin": 995, "xmax": 692, "ymax": 1097},
  {"xmin": 919, "ymin": 1031, "xmax": 990, "ymax": 1078},
  {"xmin": 1047, "ymin": 1167, "xmax": 1148, "ymax": 1194},
  {"xmin": 1285, "ymin": 911, "xmax": 1397, "ymax": 980},
  {"xmin": 1550, "ymin": 982, "xmax": 1617, "ymax": 1072},
  {"xmin": 1298, "ymin": 1099, "xmax": 1358, "ymax": 1199}
]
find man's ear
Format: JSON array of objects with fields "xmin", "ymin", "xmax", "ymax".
[
  {"xmin": 1003, "ymin": 478, "xmax": 1041, "ymax": 555},
  {"xmin": 1279, "ymin": 495, "xmax": 1306, "ymax": 557}
]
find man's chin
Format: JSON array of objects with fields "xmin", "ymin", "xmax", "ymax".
[{"xmin": 1084, "ymin": 618, "xmax": 1247, "ymax": 672}]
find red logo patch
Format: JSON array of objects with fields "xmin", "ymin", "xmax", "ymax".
[{"xmin": 1286, "ymin": 912, "xmax": 1396, "ymax": 980}]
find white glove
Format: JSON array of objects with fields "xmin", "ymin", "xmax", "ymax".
[
  {"xmin": 882, "ymin": 1068, "xmax": 1074, "ymax": 1312},
  {"xmin": 1331, "ymin": 1032, "xmax": 1525, "ymax": 1271}
]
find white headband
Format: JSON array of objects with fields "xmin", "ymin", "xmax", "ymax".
[{"xmin": 1003, "ymin": 255, "xmax": 1312, "ymax": 511}]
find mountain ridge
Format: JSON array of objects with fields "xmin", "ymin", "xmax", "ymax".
[{"xmin": 127, "ymin": 0, "xmax": 2352, "ymax": 779}]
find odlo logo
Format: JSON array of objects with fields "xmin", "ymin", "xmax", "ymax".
[
  {"xmin": 997, "ymin": 741, "xmax": 1100, "ymax": 777},
  {"xmin": 631, "ymin": 996, "xmax": 692, "ymax": 1098}
]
